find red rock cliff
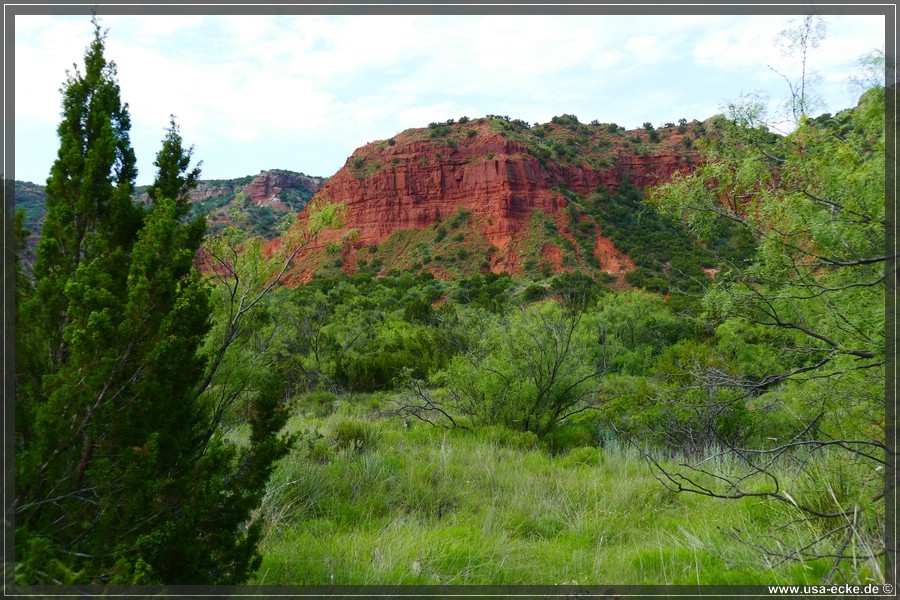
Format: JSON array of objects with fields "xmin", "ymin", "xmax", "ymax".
[{"xmin": 279, "ymin": 117, "xmax": 699, "ymax": 281}]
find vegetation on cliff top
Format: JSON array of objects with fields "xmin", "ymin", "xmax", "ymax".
[{"xmin": 359, "ymin": 112, "xmax": 705, "ymax": 173}]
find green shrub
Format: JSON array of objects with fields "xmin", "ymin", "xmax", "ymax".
[
  {"xmin": 543, "ymin": 423, "xmax": 597, "ymax": 455},
  {"xmin": 476, "ymin": 425, "xmax": 540, "ymax": 451},
  {"xmin": 555, "ymin": 446, "xmax": 603, "ymax": 468},
  {"xmin": 449, "ymin": 210, "xmax": 472, "ymax": 229},
  {"xmin": 521, "ymin": 283, "xmax": 549, "ymax": 303},
  {"xmin": 302, "ymin": 391, "xmax": 338, "ymax": 418},
  {"xmin": 261, "ymin": 458, "xmax": 335, "ymax": 525},
  {"xmin": 329, "ymin": 418, "xmax": 382, "ymax": 453}
]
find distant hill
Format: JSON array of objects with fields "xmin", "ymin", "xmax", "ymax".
[{"xmin": 14, "ymin": 169, "xmax": 326, "ymax": 246}]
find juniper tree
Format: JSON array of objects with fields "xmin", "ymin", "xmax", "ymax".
[{"xmin": 15, "ymin": 20, "xmax": 291, "ymax": 585}]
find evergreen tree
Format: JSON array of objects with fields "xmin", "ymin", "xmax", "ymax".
[
  {"xmin": 15, "ymin": 20, "xmax": 291, "ymax": 585},
  {"xmin": 146, "ymin": 116, "xmax": 202, "ymax": 219}
]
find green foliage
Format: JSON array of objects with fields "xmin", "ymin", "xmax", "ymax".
[
  {"xmin": 146, "ymin": 117, "xmax": 201, "ymax": 217},
  {"xmin": 404, "ymin": 297, "xmax": 436, "ymax": 324},
  {"xmin": 582, "ymin": 176, "xmax": 752, "ymax": 299},
  {"xmin": 349, "ymin": 154, "xmax": 383, "ymax": 179},
  {"xmin": 305, "ymin": 197, "xmax": 345, "ymax": 233},
  {"xmin": 329, "ymin": 418, "xmax": 383, "ymax": 453},
  {"xmin": 13, "ymin": 181, "xmax": 47, "ymax": 245},
  {"xmin": 551, "ymin": 114, "xmax": 580, "ymax": 127},
  {"xmin": 548, "ymin": 271, "xmax": 603, "ymax": 313},
  {"xmin": 448, "ymin": 209, "xmax": 472, "ymax": 229},
  {"xmin": 543, "ymin": 421, "xmax": 598, "ymax": 455},
  {"xmin": 441, "ymin": 301, "xmax": 607, "ymax": 438},
  {"xmin": 451, "ymin": 272, "xmax": 514, "ymax": 312},
  {"xmin": 15, "ymin": 23, "xmax": 290, "ymax": 585},
  {"xmin": 651, "ymin": 79, "xmax": 886, "ymax": 575},
  {"xmin": 274, "ymin": 274, "xmax": 455, "ymax": 393}
]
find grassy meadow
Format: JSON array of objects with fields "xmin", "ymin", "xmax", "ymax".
[{"xmin": 235, "ymin": 393, "xmax": 878, "ymax": 587}]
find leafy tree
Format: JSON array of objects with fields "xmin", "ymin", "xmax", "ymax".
[
  {"xmin": 548, "ymin": 271, "xmax": 602, "ymax": 314},
  {"xmin": 15, "ymin": 22, "xmax": 291, "ymax": 585},
  {"xmin": 649, "ymin": 76, "xmax": 886, "ymax": 581},
  {"xmin": 403, "ymin": 301, "xmax": 609, "ymax": 438},
  {"xmin": 591, "ymin": 289, "xmax": 693, "ymax": 376}
]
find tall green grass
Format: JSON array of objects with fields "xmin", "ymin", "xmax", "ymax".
[{"xmin": 248, "ymin": 395, "xmax": 878, "ymax": 586}]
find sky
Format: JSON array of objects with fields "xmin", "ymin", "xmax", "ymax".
[{"xmin": 13, "ymin": 11, "xmax": 888, "ymax": 186}]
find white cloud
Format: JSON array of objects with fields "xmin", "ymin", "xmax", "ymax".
[
  {"xmin": 691, "ymin": 16, "xmax": 784, "ymax": 71},
  {"xmin": 624, "ymin": 35, "xmax": 669, "ymax": 64}
]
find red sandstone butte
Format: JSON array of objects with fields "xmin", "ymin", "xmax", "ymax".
[{"xmin": 280, "ymin": 119, "xmax": 699, "ymax": 281}]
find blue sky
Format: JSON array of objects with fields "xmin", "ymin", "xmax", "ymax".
[{"xmin": 14, "ymin": 13, "xmax": 886, "ymax": 185}]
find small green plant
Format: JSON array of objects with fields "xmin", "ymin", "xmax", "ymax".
[
  {"xmin": 543, "ymin": 220, "xmax": 558, "ymax": 235},
  {"xmin": 449, "ymin": 210, "xmax": 472, "ymax": 229},
  {"xmin": 350, "ymin": 155, "xmax": 382, "ymax": 179},
  {"xmin": 329, "ymin": 418, "xmax": 382, "ymax": 453},
  {"xmin": 302, "ymin": 391, "xmax": 338, "ymax": 418}
]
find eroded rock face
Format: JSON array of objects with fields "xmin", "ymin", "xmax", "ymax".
[
  {"xmin": 282, "ymin": 120, "xmax": 698, "ymax": 281},
  {"xmin": 247, "ymin": 170, "xmax": 325, "ymax": 208},
  {"xmin": 310, "ymin": 135, "xmax": 575, "ymax": 250}
]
